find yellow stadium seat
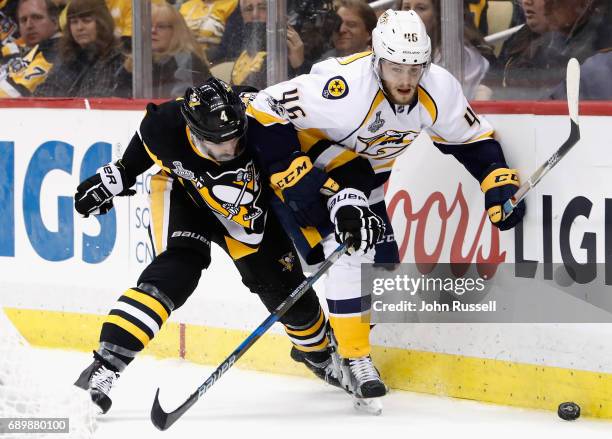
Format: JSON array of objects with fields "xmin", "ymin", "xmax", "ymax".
[
  {"xmin": 487, "ymin": 0, "xmax": 514, "ymax": 55},
  {"xmin": 210, "ymin": 61, "xmax": 235, "ymax": 83}
]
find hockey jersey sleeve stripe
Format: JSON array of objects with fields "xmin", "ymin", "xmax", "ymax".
[
  {"xmin": 468, "ymin": 130, "xmax": 495, "ymax": 143},
  {"xmin": 418, "ymin": 85, "xmax": 438, "ymax": 125},
  {"xmin": 313, "ymin": 144, "xmax": 346, "ymax": 170},
  {"xmin": 142, "ymin": 141, "xmax": 172, "ymax": 173},
  {"xmin": 431, "ymin": 130, "xmax": 495, "ymax": 147},
  {"xmin": 304, "ymin": 138, "xmax": 334, "ymax": 163},
  {"xmin": 325, "ymin": 149, "xmax": 359, "ymax": 173},
  {"xmin": 300, "ymin": 225, "xmax": 323, "ymax": 248},
  {"xmin": 336, "ymin": 50, "xmax": 372, "ymax": 65},
  {"xmin": 246, "ymin": 103, "xmax": 288, "ymax": 127},
  {"xmin": 297, "ymin": 128, "xmax": 330, "ymax": 152},
  {"xmin": 338, "ymin": 89, "xmax": 385, "ymax": 145}
]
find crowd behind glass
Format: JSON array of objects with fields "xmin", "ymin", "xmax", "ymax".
[{"xmin": 0, "ymin": 0, "xmax": 610, "ymax": 100}]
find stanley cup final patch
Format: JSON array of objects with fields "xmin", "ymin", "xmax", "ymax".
[{"xmin": 322, "ymin": 76, "xmax": 349, "ymax": 100}]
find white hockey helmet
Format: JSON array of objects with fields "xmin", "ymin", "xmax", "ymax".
[{"xmin": 371, "ymin": 9, "xmax": 431, "ymax": 82}]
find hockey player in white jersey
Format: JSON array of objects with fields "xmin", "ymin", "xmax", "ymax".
[{"xmin": 245, "ymin": 9, "xmax": 525, "ymax": 409}]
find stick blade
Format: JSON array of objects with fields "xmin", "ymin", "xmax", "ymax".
[
  {"xmin": 566, "ymin": 58, "xmax": 580, "ymax": 124},
  {"xmin": 151, "ymin": 388, "xmax": 172, "ymax": 431},
  {"xmin": 150, "ymin": 387, "xmax": 200, "ymax": 431}
]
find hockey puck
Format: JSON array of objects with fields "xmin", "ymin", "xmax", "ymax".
[{"xmin": 558, "ymin": 402, "xmax": 581, "ymax": 420}]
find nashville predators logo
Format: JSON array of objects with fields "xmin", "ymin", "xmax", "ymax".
[
  {"xmin": 195, "ymin": 162, "xmax": 264, "ymax": 230},
  {"xmin": 278, "ymin": 252, "xmax": 296, "ymax": 272},
  {"xmin": 356, "ymin": 129, "xmax": 420, "ymax": 159},
  {"xmin": 322, "ymin": 76, "xmax": 349, "ymax": 100}
]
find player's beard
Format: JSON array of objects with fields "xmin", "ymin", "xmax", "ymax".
[{"xmin": 381, "ymin": 80, "xmax": 418, "ymax": 106}]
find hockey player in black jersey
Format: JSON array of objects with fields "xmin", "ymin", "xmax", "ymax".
[{"xmin": 73, "ymin": 78, "xmax": 339, "ymax": 414}]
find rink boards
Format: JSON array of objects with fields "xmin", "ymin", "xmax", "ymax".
[{"xmin": 1, "ymin": 99, "xmax": 612, "ymax": 418}]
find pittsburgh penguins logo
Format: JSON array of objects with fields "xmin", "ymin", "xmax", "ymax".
[
  {"xmin": 195, "ymin": 162, "xmax": 264, "ymax": 230},
  {"xmin": 239, "ymin": 91, "xmax": 257, "ymax": 108},
  {"xmin": 356, "ymin": 129, "xmax": 420, "ymax": 159},
  {"xmin": 322, "ymin": 76, "xmax": 349, "ymax": 100},
  {"xmin": 278, "ymin": 252, "xmax": 296, "ymax": 272},
  {"xmin": 188, "ymin": 90, "xmax": 201, "ymax": 108}
]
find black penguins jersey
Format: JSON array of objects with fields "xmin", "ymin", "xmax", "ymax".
[{"xmin": 125, "ymin": 98, "xmax": 267, "ymax": 250}]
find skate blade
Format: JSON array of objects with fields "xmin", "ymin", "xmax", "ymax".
[{"xmin": 352, "ymin": 396, "xmax": 383, "ymax": 415}]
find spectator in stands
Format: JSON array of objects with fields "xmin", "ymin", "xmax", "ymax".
[
  {"xmin": 396, "ymin": 0, "xmax": 495, "ymax": 99},
  {"xmin": 491, "ymin": 0, "xmax": 550, "ymax": 98},
  {"xmin": 179, "ymin": 0, "xmax": 238, "ymax": 49},
  {"xmin": 0, "ymin": 0, "xmax": 61, "ymax": 97},
  {"xmin": 544, "ymin": 0, "xmax": 612, "ymax": 60},
  {"xmin": 551, "ymin": 49, "xmax": 612, "ymax": 100},
  {"xmin": 289, "ymin": 0, "xmax": 340, "ymax": 68},
  {"xmin": 35, "ymin": 0, "xmax": 129, "ymax": 97},
  {"xmin": 122, "ymin": 1, "xmax": 211, "ymax": 98},
  {"xmin": 16, "ymin": 0, "xmax": 58, "ymax": 48},
  {"xmin": 228, "ymin": 0, "xmax": 309, "ymax": 89},
  {"xmin": 495, "ymin": 0, "xmax": 612, "ymax": 99},
  {"xmin": 318, "ymin": 0, "xmax": 376, "ymax": 60},
  {"xmin": 1, "ymin": 0, "xmax": 20, "ymax": 58},
  {"xmin": 466, "ymin": 0, "xmax": 489, "ymax": 36}
]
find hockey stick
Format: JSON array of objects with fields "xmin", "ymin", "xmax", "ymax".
[
  {"xmin": 151, "ymin": 241, "xmax": 349, "ymax": 431},
  {"xmin": 502, "ymin": 58, "xmax": 581, "ymax": 219}
]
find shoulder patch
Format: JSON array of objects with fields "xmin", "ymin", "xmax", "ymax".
[
  {"xmin": 322, "ymin": 76, "xmax": 349, "ymax": 100},
  {"xmin": 239, "ymin": 91, "xmax": 257, "ymax": 107},
  {"xmin": 265, "ymin": 95, "xmax": 289, "ymax": 119}
]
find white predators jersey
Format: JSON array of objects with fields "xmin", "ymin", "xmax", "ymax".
[{"xmin": 248, "ymin": 52, "xmax": 494, "ymax": 191}]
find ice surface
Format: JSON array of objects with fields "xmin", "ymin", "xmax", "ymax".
[{"xmin": 28, "ymin": 349, "xmax": 612, "ymax": 439}]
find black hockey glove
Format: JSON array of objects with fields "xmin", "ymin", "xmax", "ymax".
[
  {"xmin": 480, "ymin": 163, "xmax": 526, "ymax": 231},
  {"xmin": 270, "ymin": 152, "xmax": 339, "ymax": 227},
  {"xmin": 327, "ymin": 188, "xmax": 385, "ymax": 256},
  {"xmin": 75, "ymin": 160, "xmax": 136, "ymax": 217}
]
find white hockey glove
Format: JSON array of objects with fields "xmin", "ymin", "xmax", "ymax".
[
  {"xmin": 74, "ymin": 160, "xmax": 136, "ymax": 217},
  {"xmin": 327, "ymin": 188, "xmax": 385, "ymax": 256}
]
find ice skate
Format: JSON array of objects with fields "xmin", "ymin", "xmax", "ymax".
[
  {"xmin": 74, "ymin": 354, "xmax": 120, "ymax": 414},
  {"xmin": 332, "ymin": 352, "xmax": 386, "ymax": 415},
  {"xmin": 290, "ymin": 346, "xmax": 342, "ymax": 388}
]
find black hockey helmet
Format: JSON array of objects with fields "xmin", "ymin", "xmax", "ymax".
[{"xmin": 180, "ymin": 77, "xmax": 247, "ymax": 144}]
